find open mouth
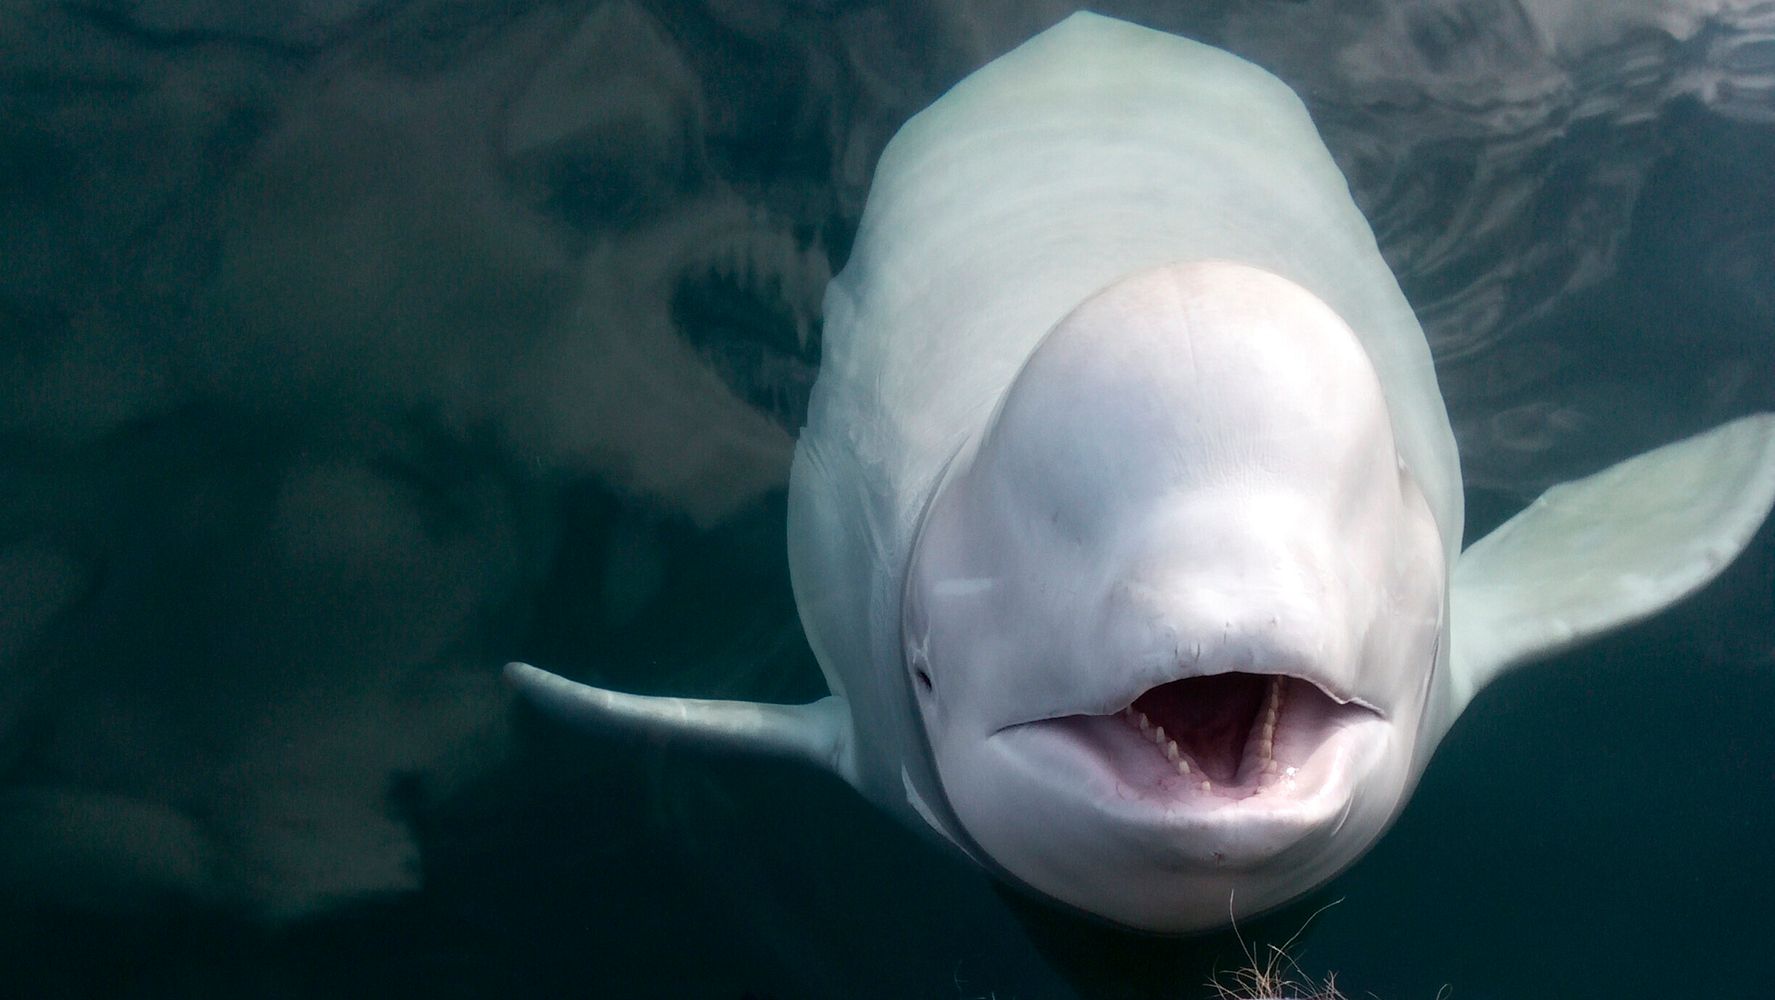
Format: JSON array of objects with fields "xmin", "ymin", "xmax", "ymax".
[
  {"xmin": 1127, "ymin": 673, "xmax": 1373, "ymax": 792},
  {"xmin": 1014, "ymin": 672, "xmax": 1381, "ymax": 804}
]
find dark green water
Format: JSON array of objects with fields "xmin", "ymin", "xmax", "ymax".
[{"xmin": 1, "ymin": 2, "xmax": 1771, "ymax": 997}]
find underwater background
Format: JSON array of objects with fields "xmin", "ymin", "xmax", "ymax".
[{"xmin": 1, "ymin": 1, "xmax": 1772, "ymax": 997}]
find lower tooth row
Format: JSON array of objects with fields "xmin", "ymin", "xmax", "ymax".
[{"xmin": 1125, "ymin": 708, "xmax": 1196, "ymax": 778}]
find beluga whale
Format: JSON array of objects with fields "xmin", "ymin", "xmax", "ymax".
[{"xmin": 508, "ymin": 12, "xmax": 1775, "ymax": 932}]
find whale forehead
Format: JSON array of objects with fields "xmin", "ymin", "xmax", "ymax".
[
  {"xmin": 914, "ymin": 261, "xmax": 1434, "ymax": 727},
  {"xmin": 975, "ymin": 262, "xmax": 1401, "ymax": 533}
]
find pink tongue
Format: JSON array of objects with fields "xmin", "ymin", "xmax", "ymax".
[{"xmin": 1133, "ymin": 674, "xmax": 1266, "ymax": 783}]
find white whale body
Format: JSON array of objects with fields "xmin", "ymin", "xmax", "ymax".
[{"xmin": 508, "ymin": 12, "xmax": 1775, "ymax": 932}]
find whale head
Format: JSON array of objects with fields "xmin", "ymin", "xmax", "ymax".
[{"xmin": 902, "ymin": 261, "xmax": 1445, "ymax": 931}]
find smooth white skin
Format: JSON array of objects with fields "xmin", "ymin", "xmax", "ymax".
[
  {"xmin": 784, "ymin": 14, "xmax": 1465, "ymax": 884},
  {"xmin": 903, "ymin": 263, "xmax": 1445, "ymax": 931}
]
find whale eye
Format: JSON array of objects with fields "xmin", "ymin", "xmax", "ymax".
[{"xmin": 915, "ymin": 668, "xmax": 934, "ymax": 693}]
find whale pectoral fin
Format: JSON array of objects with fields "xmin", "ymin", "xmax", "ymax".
[
  {"xmin": 504, "ymin": 662, "xmax": 857, "ymax": 785},
  {"xmin": 1449, "ymin": 413, "xmax": 1775, "ymax": 709}
]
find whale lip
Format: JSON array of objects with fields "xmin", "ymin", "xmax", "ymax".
[
  {"xmin": 986, "ymin": 705, "xmax": 1384, "ymax": 873},
  {"xmin": 997, "ymin": 661, "xmax": 1381, "ymax": 745},
  {"xmin": 992, "ymin": 668, "xmax": 1384, "ymax": 830}
]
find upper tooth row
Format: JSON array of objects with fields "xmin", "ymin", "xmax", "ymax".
[
  {"xmin": 1122, "ymin": 708, "xmax": 1211, "ymax": 791},
  {"xmin": 1256, "ymin": 676, "xmax": 1285, "ymax": 775}
]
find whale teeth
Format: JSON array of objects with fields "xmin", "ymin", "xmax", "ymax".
[
  {"xmin": 1118, "ymin": 675, "xmax": 1309, "ymax": 795},
  {"xmin": 1253, "ymin": 675, "xmax": 1285, "ymax": 769},
  {"xmin": 1120, "ymin": 708, "xmax": 1196, "ymax": 781}
]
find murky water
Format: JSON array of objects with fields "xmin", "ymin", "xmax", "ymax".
[{"xmin": 1, "ymin": 2, "xmax": 1771, "ymax": 997}]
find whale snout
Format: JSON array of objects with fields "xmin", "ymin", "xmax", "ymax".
[{"xmin": 901, "ymin": 263, "xmax": 1446, "ymax": 930}]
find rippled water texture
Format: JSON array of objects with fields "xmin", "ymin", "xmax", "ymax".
[{"xmin": 1, "ymin": 1, "xmax": 1771, "ymax": 997}]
